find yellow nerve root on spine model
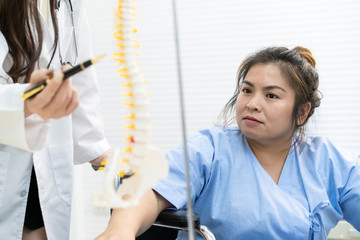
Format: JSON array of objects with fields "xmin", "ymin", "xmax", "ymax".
[{"xmin": 93, "ymin": 0, "xmax": 168, "ymax": 209}]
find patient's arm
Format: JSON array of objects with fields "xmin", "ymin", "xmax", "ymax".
[{"xmin": 95, "ymin": 189, "xmax": 171, "ymax": 240}]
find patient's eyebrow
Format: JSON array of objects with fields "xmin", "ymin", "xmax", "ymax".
[
  {"xmin": 242, "ymin": 80, "xmax": 286, "ymax": 92},
  {"xmin": 264, "ymin": 85, "xmax": 286, "ymax": 92}
]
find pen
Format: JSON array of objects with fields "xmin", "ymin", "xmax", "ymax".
[{"xmin": 21, "ymin": 54, "xmax": 105, "ymax": 100}]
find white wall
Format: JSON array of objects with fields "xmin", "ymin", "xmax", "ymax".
[{"xmin": 71, "ymin": 0, "xmax": 360, "ymax": 239}]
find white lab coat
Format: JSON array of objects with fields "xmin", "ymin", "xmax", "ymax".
[{"xmin": 0, "ymin": 0, "xmax": 110, "ymax": 239}]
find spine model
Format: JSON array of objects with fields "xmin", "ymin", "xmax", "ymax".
[
  {"xmin": 93, "ymin": 0, "xmax": 168, "ymax": 208},
  {"xmin": 115, "ymin": 0, "xmax": 150, "ymax": 169}
]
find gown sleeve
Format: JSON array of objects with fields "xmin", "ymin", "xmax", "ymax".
[
  {"xmin": 153, "ymin": 129, "xmax": 215, "ymax": 209},
  {"xmin": 339, "ymin": 155, "xmax": 360, "ymax": 231}
]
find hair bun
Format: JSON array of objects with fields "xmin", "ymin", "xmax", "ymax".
[{"xmin": 293, "ymin": 46, "xmax": 316, "ymax": 68}]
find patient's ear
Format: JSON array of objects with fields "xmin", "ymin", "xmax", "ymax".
[{"xmin": 297, "ymin": 102, "xmax": 311, "ymax": 126}]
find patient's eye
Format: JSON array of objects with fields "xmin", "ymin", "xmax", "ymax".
[
  {"xmin": 266, "ymin": 93, "xmax": 278, "ymax": 99},
  {"xmin": 241, "ymin": 88, "xmax": 251, "ymax": 94}
]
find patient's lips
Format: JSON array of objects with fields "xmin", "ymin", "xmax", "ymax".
[{"xmin": 243, "ymin": 116, "xmax": 263, "ymax": 125}]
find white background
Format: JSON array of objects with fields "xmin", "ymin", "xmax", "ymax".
[{"xmin": 70, "ymin": 0, "xmax": 360, "ymax": 239}]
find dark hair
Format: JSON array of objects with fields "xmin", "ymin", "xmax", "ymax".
[
  {"xmin": 219, "ymin": 46, "xmax": 321, "ymax": 140},
  {"xmin": 0, "ymin": 0, "xmax": 58, "ymax": 83}
]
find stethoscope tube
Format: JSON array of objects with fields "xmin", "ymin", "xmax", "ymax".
[{"xmin": 56, "ymin": 0, "xmax": 78, "ymax": 66}]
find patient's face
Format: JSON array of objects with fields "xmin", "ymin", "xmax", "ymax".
[{"xmin": 235, "ymin": 63, "xmax": 296, "ymax": 146}]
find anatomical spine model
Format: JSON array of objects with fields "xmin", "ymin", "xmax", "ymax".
[{"xmin": 93, "ymin": 0, "xmax": 168, "ymax": 208}]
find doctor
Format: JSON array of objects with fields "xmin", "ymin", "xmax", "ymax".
[{"xmin": 0, "ymin": 0, "xmax": 110, "ymax": 239}]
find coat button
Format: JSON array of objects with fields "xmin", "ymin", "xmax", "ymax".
[{"xmin": 20, "ymin": 190, "xmax": 27, "ymax": 197}]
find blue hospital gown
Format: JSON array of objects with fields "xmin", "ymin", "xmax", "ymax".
[{"xmin": 153, "ymin": 126, "xmax": 360, "ymax": 240}]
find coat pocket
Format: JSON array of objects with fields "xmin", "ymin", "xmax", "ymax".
[
  {"xmin": 0, "ymin": 151, "xmax": 9, "ymax": 207},
  {"xmin": 48, "ymin": 143, "xmax": 73, "ymax": 204}
]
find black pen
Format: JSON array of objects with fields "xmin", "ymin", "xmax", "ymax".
[{"xmin": 21, "ymin": 54, "xmax": 105, "ymax": 100}]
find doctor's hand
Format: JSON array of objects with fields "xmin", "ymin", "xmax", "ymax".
[
  {"xmin": 24, "ymin": 68, "xmax": 79, "ymax": 120},
  {"xmin": 90, "ymin": 149, "xmax": 111, "ymax": 167}
]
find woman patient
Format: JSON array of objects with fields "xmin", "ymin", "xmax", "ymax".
[{"xmin": 96, "ymin": 46, "xmax": 360, "ymax": 240}]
